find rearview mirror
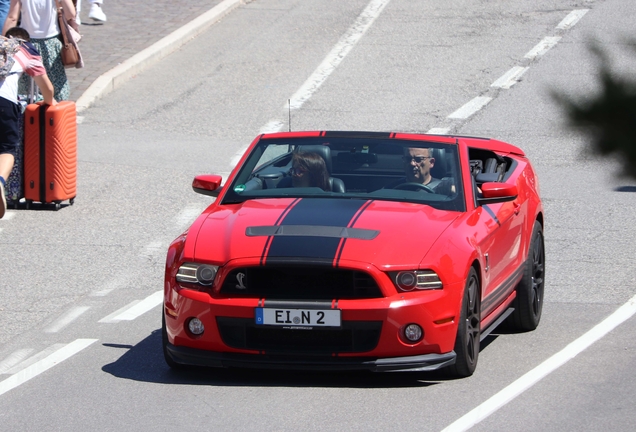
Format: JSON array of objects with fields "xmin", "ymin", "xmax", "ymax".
[
  {"xmin": 192, "ymin": 175, "xmax": 223, "ymax": 197},
  {"xmin": 477, "ymin": 182, "xmax": 518, "ymax": 205}
]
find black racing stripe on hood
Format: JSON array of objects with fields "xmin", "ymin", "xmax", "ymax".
[
  {"xmin": 265, "ymin": 199, "xmax": 368, "ymax": 262},
  {"xmin": 260, "ymin": 198, "xmax": 301, "ymax": 266},
  {"xmin": 334, "ymin": 199, "xmax": 374, "ymax": 267}
]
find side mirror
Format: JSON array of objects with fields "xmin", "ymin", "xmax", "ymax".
[
  {"xmin": 192, "ymin": 174, "xmax": 223, "ymax": 197},
  {"xmin": 477, "ymin": 182, "xmax": 518, "ymax": 205}
]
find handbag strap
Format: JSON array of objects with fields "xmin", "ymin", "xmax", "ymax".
[{"xmin": 54, "ymin": 0, "xmax": 71, "ymax": 45}]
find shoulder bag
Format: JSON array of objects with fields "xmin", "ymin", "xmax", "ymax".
[{"xmin": 55, "ymin": 0, "xmax": 82, "ymax": 68}]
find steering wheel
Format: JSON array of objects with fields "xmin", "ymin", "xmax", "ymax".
[{"xmin": 393, "ymin": 182, "xmax": 435, "ymax": 193}]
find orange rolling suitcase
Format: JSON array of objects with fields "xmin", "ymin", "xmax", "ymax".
[{"xmin": 23, "ymin": 101, "xmax": 77, "ymax": 209}]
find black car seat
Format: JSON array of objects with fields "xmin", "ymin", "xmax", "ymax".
[
  {"xmin": 278, "ymin": 145, "xmax": 346, "ymax": 192},
  {"xmin": 429, "ymin": 148, "xmax": 448, "ymax": 179}
]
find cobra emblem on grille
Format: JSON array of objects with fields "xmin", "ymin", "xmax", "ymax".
[{"xmin": 235, "ymin": 272, "xmax": 247, "ymax": 290}]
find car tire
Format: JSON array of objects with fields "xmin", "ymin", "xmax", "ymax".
[
  {"xmin": 448, "ymin": 267, "xmax": 480, "ymax": 378},
  {"xmin": 162, "ymin": 313, "xmax": 186, "ymax": 370},
  {"xmin": 508, "ymin": 220, "xmax": 545, "ymax": 331}
]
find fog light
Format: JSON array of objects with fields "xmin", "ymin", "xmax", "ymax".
[
  {"xmin": 188, "ymin": 318, "xmax": 205, "ymax": 336},
  {"xmin": 404, "ymin": 324, "xmax": 423, "ymax": 342}
]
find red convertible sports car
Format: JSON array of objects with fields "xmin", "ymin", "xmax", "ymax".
[{"xmin": 163, "ymin": 131, "xmax": 544, "ymax": 377}]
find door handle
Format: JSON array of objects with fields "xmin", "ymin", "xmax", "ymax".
[{"xmin": 513, "ymin": 202, "xmax": 521, "ymax": 215}]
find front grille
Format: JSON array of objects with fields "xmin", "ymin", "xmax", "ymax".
[
  {"xmin": 220, "ymin": 266, "xmax": 382, "ymax": 299},
  {"xmin": 217, "ymin": 317, "xmax": 382, "ymax": 354}
]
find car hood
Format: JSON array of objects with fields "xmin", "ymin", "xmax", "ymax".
[{"xmin": 193, "ymin": 198, "xmax": 460, "ymax": 268}]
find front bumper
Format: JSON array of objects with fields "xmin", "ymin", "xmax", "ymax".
[{"xmin": 165, "ymin": 342, "xmax": 456, "ymax": 372}]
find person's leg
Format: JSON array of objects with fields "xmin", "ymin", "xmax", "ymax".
[
  {"xmin": 0, "ymin": 153, "xmax": 14, "ymax": 179},
  {"xmin": 75, "ymin": 0, "xmax": 81, "ymax": 24},
  {"xmin": 0, "ymin": 97, "xmax": 19, "ymax": 218},
  {"xmin": 0, "ymin": 153, "xmax": 15, "ymax": 218},
  {"xmin": 89, "ymin": 0, "xmax": 106, "ymax": 22}
]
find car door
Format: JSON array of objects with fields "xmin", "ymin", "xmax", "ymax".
[{"xmin": 470, "ymin": 155, "xmax": 526, "ymax": 317}]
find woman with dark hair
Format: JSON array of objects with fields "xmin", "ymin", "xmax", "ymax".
[{"xmin": 290, "ymin": 151, "xmax": 330, "ymax": 191}]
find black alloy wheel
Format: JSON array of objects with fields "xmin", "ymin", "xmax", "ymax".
[{"xmin": 448, "ymin": 267, "xmax": 480, "ymax": 377}]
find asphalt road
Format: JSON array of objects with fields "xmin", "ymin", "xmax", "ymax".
[{"xmin": 1, "ymin": 0, "xmax": 636, "ymax": 430}]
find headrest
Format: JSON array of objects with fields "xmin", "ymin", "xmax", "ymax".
[
  {"xmin": 297, "ymin": 144, "xmax": 332, "ymax": 174},
  {"xmin": 430, "ymin": 148, "xmax": 447, "ymax": 179}
]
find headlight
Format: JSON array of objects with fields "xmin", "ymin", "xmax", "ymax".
[
  {"xmin": 176, "ymin": 263, "xmax": 218, "ymax": 286},
  {"xmin": 390, "ymin": 270, "xmax": 443, "ymax": 292}
]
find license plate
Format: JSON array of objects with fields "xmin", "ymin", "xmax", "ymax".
[{"xmin": 255, "ymin": 308, "xmax": 341, "ymax": 327}]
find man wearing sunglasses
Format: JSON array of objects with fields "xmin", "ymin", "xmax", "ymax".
[{"xmin": 403, "ymin": 147, "xmax": 437, "ymax": 186}]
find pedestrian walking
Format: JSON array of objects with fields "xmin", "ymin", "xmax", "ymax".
[
  {"xmin": 2, "ymin": 0, "xmax": 77, "ymax": 101},
  {"xmin": 0, "ymin": 27, "xmax": 57, "ymax": 218}
]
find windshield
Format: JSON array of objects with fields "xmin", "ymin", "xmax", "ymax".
[{"xmin": 222, "ymin": 136, "xmax": 465, "ymax": 212}]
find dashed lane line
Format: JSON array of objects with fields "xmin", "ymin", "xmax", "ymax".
[
  {"xmin": 447, "ymin": 96, "xmax": 493, "ymax": 120},
  {"xmin": 262, "ymin": 0, "xmax": 392, "ymax": 133},
  {"xmin": 175, "ymin": 204, "xmax": 207, "ymax": 229},
  {"xmin": 556, "ymin": 9, "xmax": 589, "ymax": 30},
  {"xmin": 524, "ymin": 36, "xmax": 561, "ymax": 60},
  {"xmin": 44, "ymin": 306, "xmax": 91, "ymax": 333},
  {"xmin": 427, "ymin": 127, "xmax": 450, "ymax": 135},
  {"xmin": 2, "ymin": 344, "xmax": 65, "ymax": 375},
  {"xmin": 431, "ymin": 8, "xmax": 588, "ymax": 132},
  {"xmin": 0, "ymin": 339, "xmax": 97, "ymax": 397},
  {"xmin": 0, "ymin": 349, "xmax": 35, "ymax": 375},
  {"xmin": 99, "ymin": 290, "xmax": 163, "ymax": 323},
  {"xmin": 289, "ymin": 0, "xmax": 391, "ymax": 111},
  {"xmin": 491, "ymin": 66, "xmax": 529, "ymax": 89},
  {"xmin": 442, "ymin": 293, "xmax": 636, "ymax": 432}
]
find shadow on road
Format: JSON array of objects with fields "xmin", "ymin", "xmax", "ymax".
[
  {"xmin": 101, "ymin": 329, "xmax": 467, "ymax": 389},
  {"xmin": 615, "ymin": 186, "xmax": 636, "ymax": 192}
]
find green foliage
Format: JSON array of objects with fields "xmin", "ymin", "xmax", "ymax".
[{"xmin": 554, "ymin": 41, "xmax": 636, "ymax": 180}]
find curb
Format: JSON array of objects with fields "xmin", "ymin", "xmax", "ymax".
[{"xmin": 76, "ymin": 0, "xmax": 242, "ymax": 113}]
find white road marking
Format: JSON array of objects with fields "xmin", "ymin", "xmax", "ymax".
[
  {"xmin": 442, "ymin": 293, "xmax": 636, "ymax": 432},
  {"xmin": 525, "ymin": 36, "xmax": 561, "ymax": 59},
  {"xmin": 491, "ymin": 66, "xmax": 529, "ymax": 89},
  {"xmin": 99, "ymin": 290, "xmax": 163, "ymax": 322},
  {"xmin": 556, "ymin": 9, "xmax": 589, "ymax": 30},
  {"xmin": 0, "ymin": 349, "xmax": 35, "ymax": 375},
  {"xmin": 174, "ymin": 204, "xmax": 205, "ymax": 229},
  {"xmin": 0, "ymin": 339, "xmax": 97, "ymax": 397},
  {"xmin": 44, "ymin": 306, "xmax": 90, "ymax": 333},
  {"xmin": 231, "ymin": 119, "xmax": 288, "ymax": 166},
  {"xmin": 448, "ymin": 96, "xmax": 492, "ymax": 120},
  {"xmin": 427, "ymin": 127, "xmax": 450, "ymax": 135},
  {"xmin": 99, "ymin": 300, "xmax": 141, "ymax": 323},
  {"xmin": 230, "ymin": 146, "xmax": 250, "ymax": 168},
  {"xmin": 246, "ymin": 0, "xmax": 391, "ymax": 166},
  {"xmin": 140, "ymin": 241, "xmax": 163, "ymax": 259},
  {"xmin": 3, "ymin": 344, "xmax": 65, "ymax": 375},
  {"xmin": 91, "ymin": 274, "xmax": 130, "ymax": 297},
  {"xmin": 260, "ymin": 120, "xmax": 285, "ymax": 134},
  {"xmin": 289, "ymin": 0, "xmax": 391, "ymax": 110}
]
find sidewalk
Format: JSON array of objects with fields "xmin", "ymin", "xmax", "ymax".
[{"xmin": 67, "ymin": 0, "xmax": 236, "ymax": 109}]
